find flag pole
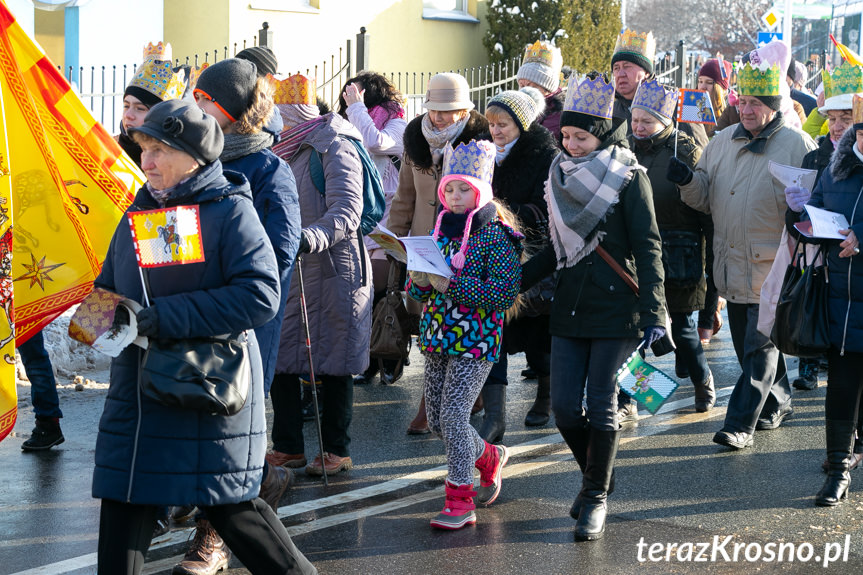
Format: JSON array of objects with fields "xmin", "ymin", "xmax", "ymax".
[{"xmin": 137, "ymin": 267, "xmax": 150, "ymax": 307}]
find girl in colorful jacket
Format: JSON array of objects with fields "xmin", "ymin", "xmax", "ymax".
[{"xmin": 407, "ymin": 139, "xmax": 523, "ymax": 530}]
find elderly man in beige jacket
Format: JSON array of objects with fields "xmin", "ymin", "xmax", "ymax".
[{"xmin": 666, "ymin": 60, "xmax": 816, "ymax": 450}]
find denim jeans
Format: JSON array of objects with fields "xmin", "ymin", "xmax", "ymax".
[
  {"xmin": 671, "ymin": 311, "xmax": 710, "ymax": 385},
  {"xmin": 551, "ymin": 336, "xmax": 641, "ymax": 431},
  {"xmin": 723, "ymin": 303, "xmax": 790, "ymax": 434},
  {"xmin": 18, "ymin": 330, "xmax": 62, "ymax": 419}
]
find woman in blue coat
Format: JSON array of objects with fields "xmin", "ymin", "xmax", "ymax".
[
  {"xmin": 786, "ymin": 122, "xmax": 863, "ymax": 508},
  {"xmin": 91, "ymin": 100, "xmax": 316, "ymax": 575}
]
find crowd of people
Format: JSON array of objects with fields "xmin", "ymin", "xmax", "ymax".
[{"xmin": 13, "ymin": 25, "xmax": 863, "ymax": 575}]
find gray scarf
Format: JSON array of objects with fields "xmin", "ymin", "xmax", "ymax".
[
  {"xmin": 546, "ymin": 145, "xmax": 641, "ymax": 269},
  {"xmin": 220, "ymin": 131, "xmax": 274, "ymax": 163},
  {"xmin": 421, "ymin": 113, "xmax": 470, "ymax": 164}
]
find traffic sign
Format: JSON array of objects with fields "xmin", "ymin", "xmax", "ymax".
[
  {"xmin": 761, "ymin": 7, "xmax": 780, "ymax": 30},
  {"xmin": 757, "ymin": 31, "xmax": 783, "ymax": 47}
]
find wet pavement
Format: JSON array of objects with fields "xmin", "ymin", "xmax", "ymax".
[{"xmin": 3, "ymin": 314, "xmax": 863, "ymax": 574}]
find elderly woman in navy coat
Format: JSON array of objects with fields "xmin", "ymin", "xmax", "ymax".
[{"xmin": 90, "ymin": 100, "xmax": 316, "ymax": 575}]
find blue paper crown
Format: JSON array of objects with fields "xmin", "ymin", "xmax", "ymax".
[
  {"xmin": 442, "ymin": 140, "xmax": 496, "ymax": 185},
  {"xmin": 631, "ymin": 79, "xmax": 679, "ymax": 120},
  {"xmin": 563, "ymin": 73, "xmax": 615, "ymax": 120}
]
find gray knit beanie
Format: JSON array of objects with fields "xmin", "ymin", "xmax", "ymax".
[{"xmin": 194, "ymin": 58, "xmax": 258, "ymax": 122}]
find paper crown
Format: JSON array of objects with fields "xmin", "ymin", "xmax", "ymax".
[
  {"xmin": 273, "ymin": 74, "xmax": 317, "ymax": 106},
  {"xmin": 631, "ymin": 79, "xmax": 679, "ymax": 120},
  {"xmin": 613, "ymin": 29, "xmax": 656, "ymax": 66},
  {"xmin": 563, "ymin": 73, "xmax": 615, "ymax": 120},
  {"xmin": 128, "ymin": 58, "xmax": 185, "ymax": 102},
  {"xmin": 853, "ymin": 94, "xmax": 863, "ymax": 124},
  {"xmin": 522, "ymin": 40, "xmax": 562, "ymax": 70},
  {"xmin": 186, "ymin": 62, "xmax": 209, "ymax": 93},
  {"xmin": 143, "ymin": 41, "xmax": 172, "ymax": 63},
  {"xmin": 737, "ymin": 63, "xmax": 783, "ymax": 97},
  {"xmin": 822, "ymin": 62, "xmax": 863, "ymax": 100},
  {"xmin": 441, "ymin": 140, "xmax": 496, "ymax": 186}
]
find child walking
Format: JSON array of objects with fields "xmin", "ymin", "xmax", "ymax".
[{"xmin": 407, "ymin": 139, "xmax": 523, "ymax": 530}]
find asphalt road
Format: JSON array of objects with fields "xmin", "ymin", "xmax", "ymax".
[{"xmin": 3, "ymin": 314, "xmax": 863, "ymax": 575}]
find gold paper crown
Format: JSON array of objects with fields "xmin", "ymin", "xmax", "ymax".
[
  {"xmin": 127, "ymin": 58, "xmax": 185, "ymax": 102},
  {"xmin": 187, "ymin": 62, "xmax": 209, "ymax": 93},
  {"xmin": 613, "ymin": 29, "xmax": 656, "ymax": 63},
  {"xmin": 737, "ymin": 63, "xmax": 782, "ymax": 97},
  {"xmin": 563, "ymin": 73, "xmax": 615, "ymax": 120},
  {"xmin": 853, "ymin": 94, "xmax": 863, "ymax": 124},
  {"xmin": 143, "ymin": 41, "xmax": 172, "ymax": 63},
  {"xmin": 273, "ymin": 75, "xmax": 317, "ymax": 106},
  {"xmin": 522, "ymin": 40, "xmax": 562, "ymax": 69},
  {"xmin": 822, "ymin": 62, "xmax": 863, "ymax": 100}
]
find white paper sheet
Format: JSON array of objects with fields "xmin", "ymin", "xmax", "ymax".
[
  {"xmin": 768, "ymin": 160, "xmax": 818, "ymax": 192},
  {"xmin": 802, "ymin": 205, "xmax": 850, "ymax": 240}
]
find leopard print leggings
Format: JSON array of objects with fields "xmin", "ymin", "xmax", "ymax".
[{"xmin": 423, "ymin": 353, "xmax": 494, "ymax": 485}]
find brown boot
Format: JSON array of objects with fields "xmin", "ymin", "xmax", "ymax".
[
  {"xmin": 172, "ymin": 519, "xmax": 230, "ymax": 575},
  {"xmin": 407, "ymin": 396, "xmax": 430, "ymax": 435},
  {"xmin": 258, "ymin": 461, "xmax": 293, "ymax": 512}
]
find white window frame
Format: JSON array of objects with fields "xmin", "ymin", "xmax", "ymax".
[
  {"xmin": 422, "ymin": 0, "xmax": 478, "ymax": 23},
  {"xmin": 249, "ymin": 0, "xmax": 319, "ymax": 14}
]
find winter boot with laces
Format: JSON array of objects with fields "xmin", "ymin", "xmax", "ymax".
[
  {"xmin": 430, "ymin": 481, "xmax": 477, "ymax": 530},
  {"xmin": 475, "ymin": 441, "xmax": 509, "ymax": 505},
  {"xmin": 172, "ymin": 519, "xmax": 230, "ymax": 575}
]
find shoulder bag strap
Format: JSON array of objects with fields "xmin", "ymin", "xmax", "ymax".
[{"xmin": 595, "ymin": 245, "xmax": 639, "ymax": 296}]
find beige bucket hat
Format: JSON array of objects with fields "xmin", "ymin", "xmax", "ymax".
[{"xmin": 423, "ymin": 72, "xmax": 474, "ymax": 111}]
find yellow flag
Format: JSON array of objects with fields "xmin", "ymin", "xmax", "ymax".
[
  {"xmin": 0, "ymin": 1, "xmax": 144, "ymax": 442},
  {"xmin": 128, "ymin": 206, "xmax": 205, "ymax": 268},
  {"xmin": 0, "ymin": 74, "xmax": 12, "ymax": 443}
]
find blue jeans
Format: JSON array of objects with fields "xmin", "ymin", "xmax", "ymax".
[
  {"xmin": 671, "ymin": 311, "xmax": 710, "ymax": 385},
  {"xmin": 18, "ymin": 331, "xmax": 62, "ymax": 419},
  {"xmin": 723, "ymin": 303, "xmax": 790, "ymax": 434},
  {"xmin": 551, "ymin": 336, "xmax": 641, "ymax": 431}
]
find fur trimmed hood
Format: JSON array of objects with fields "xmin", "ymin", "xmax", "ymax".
[
  {"xmin": 830, "ymin": 127, "xmax": 863, "ymax": 182},
  {"xmin": 403, "ymin": 110, "xmax": 489, "ymax": 170}
]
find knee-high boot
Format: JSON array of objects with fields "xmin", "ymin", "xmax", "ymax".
[
  {"xmin": 478, "ymin": 384, "xmax": 506, "ymax": 444},
  {"xmin": 816, "ymin": 420, "xmax": 856, "ymax": 506},
  {"xmin": 575, "ymin": 428, "xmax": 621, "ymax": 541},
  {"xmin": 559, "ymin": 423, "xmax": 615, "ymax": 519},
  {"xmin": 524, "ymin": 376, "xmax": 551, "ymax": 426}
]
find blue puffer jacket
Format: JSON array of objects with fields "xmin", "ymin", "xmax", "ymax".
[
  {"xmin": 91, "ymin": 161, "xmax": 281, "ymax": 506},
  {"xmin": 805, "ymin": 128, "xmax": 863, "ymax": 354},
  {"xmin": 224, "ymin": 149, "xmax": 300, "ymax": 394}
]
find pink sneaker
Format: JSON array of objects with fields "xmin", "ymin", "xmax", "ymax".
[
  {"xmin": 430, "ymin": 481, "xmax": 477, "ymax": 530},
  {"xmin": 475, "ymin": 441, "xmax": 509, "ymax": 505}
]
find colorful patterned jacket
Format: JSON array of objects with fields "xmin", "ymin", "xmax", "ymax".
[{"xmin": 408, "ymin": 217, "xmax": 523, "ymax": 362}]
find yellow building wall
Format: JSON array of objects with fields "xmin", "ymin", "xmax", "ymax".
[
  {"xmin": 217, "ymin": 0, "xmax": 490, "ymax": 90},
  {"xmin": 34, "ymin": 9, "xmax": 64, "ymax": 69},
  {"xmin": 164, "ymin": 0, "xmax": 231, "ymax": 65}
]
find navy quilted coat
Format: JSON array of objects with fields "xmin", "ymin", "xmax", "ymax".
[{"xmin": 91, "ymin": 161, "xmax": 280, "ymax": 506}]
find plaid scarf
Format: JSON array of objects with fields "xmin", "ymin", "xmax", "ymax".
[
  {"xmin": 272, "ymin": 116, "xmax": 326, "ymax": 162},
  {"xmin": 546, "ymin": 145, "xmax": 640, "ymax": 269}
]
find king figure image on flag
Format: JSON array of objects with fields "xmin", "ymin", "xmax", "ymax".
[
  {"xmin": 678, "ymin": 89, "xmax": 717, "ymax": 125},
  {"xmin": 617, "ymin": 349, "xmax": 679, "ymax": 414}
]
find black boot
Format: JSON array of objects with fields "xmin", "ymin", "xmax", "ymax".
[
  {"xmin": 478, "ymin": 384, "xmax": 506, "ymax": 444},
  {"xmin": 562, "ymin": 424, "xmax": 616, "ymax": 520},
  {"xmin": 575, "ymin": 428, "xmax": 620, "ymax": 541},
  {"xmin": 816, "ymin": 420, "xmax": 856, "ymax": 507},
  {"xmin": 21, "ymin": 417, "xmax": 64, "ymax": 451},
  {"xmin": 524, "ymin": 376, "xmax": 551, "ymax": 427}
]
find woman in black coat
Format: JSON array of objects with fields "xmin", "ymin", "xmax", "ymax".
[
  {"xmin": 786, "ymin": 123, "xmax": 863, "ymax": 508},
  {"xmin": 476, "ymin": 87, "xmax": 558, "ymax": 443}
]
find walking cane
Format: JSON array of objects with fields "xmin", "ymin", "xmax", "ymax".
[{"xmin": 296, "ymin": 255, "xmax": 328, "ymax": 486}]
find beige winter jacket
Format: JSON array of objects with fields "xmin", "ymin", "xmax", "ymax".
[{"xmin": 679, "ymin": 115, "xmax": 816, "ymax": 304}]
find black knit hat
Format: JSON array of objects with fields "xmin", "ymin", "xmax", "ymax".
[
  {"xmin": 128, "ymin": 99, "xmax": 224, "ymax": 165},
  {"xmin": 611, "ymin": 51, "xmax": 654, "ymax": 75},
  {"xmin": 236, "ymin": 46, "xmax": 278, "ymax": 77},
  {"xmin": 124, "ymin": 85, "xmax": 162, "ymax": 109},
  {"xmin": 194, "ymin": 58, "xmax": 258, "ymax": 122},
  {"xmin": 755, "ymin": 95, "xmax": 783, "ymax": 112}
]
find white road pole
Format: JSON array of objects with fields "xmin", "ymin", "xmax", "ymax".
[{"xmin": 783, "ymin": 0, "xmax": 793, "ymax": 54}]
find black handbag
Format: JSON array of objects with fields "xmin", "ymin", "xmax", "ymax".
[
  {"xmin": 141, "ymin": 333, "xmax": 251, "ymax": 416},
  {"xmin": 138, "ymin": 269, "xmax": 251, "ymax": 416},
  {"xmin": 369, "ymin": 261, "xmax": 413, "ymax": 361},
  {"xmin": 771, "ymin": 239, "xmax": 830, "ymax": 357}
]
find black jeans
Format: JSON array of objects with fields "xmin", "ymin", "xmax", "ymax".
[
  {"xmin": 723, "ymin": 302, "xmax": 790, "ymax": 434},
  {"xmin": 97, "ymin": 498, "xmax": 316, "ymax": 575},
  {"xmin": 271, "ymin": 373, "xmax": 353, "ymax": 457},
  {"xmin": 671, "ymin": 311, "xmax": 710, "ymax": 385},
  {"xmin": 551, "ymin": 336, "xmax": 641, "ymax": 431}
]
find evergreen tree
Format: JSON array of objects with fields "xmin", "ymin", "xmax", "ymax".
[{"xmin": 483, "ymin": 0, "xmax": 622, "ymax": 74}]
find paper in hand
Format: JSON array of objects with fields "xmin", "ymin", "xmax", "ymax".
[{"xmin": 768, "ymin": 161, "xmax": 818, "ymax": 192}]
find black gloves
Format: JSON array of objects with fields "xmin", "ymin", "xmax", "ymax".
[
  {"xmin": 666, "ymin": 157, "xmax": 694, "ymax": 186},
  {"xmin": 136, "ymin": 306, "xmax": 159, "ymax": 338},
  {"xmin": 297, "ymin": 231, "xmax": 311, "ymax": 255}
]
